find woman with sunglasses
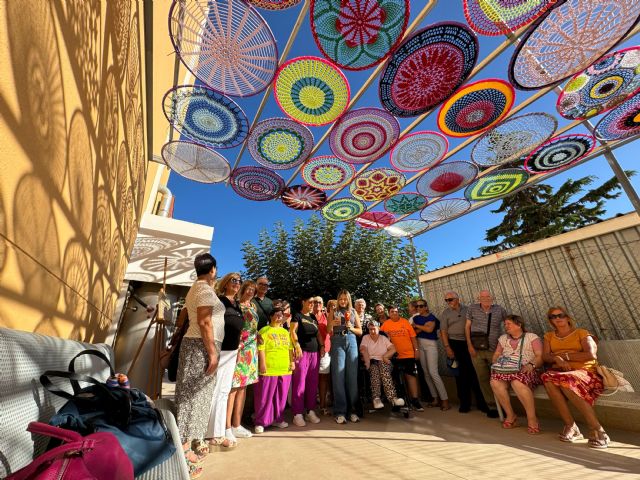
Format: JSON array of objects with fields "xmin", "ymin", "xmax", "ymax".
[
  {"xmin": 205, "ymin": 273, "xmax": 244, "ymax": 449},
  {"xmin": 541, "ymin": 306, "xmax": 609, "ymax": 448}
]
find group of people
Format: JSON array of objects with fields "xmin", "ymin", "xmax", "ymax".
[{"xmin": 174, "ymin": 253, "xmax": 612, "ymax": 479}]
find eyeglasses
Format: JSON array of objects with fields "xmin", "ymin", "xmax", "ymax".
[
  {"xmin": 230, "ymin": 278, "xmax": 242, "ymax": 284},
  {"xmin": 257, "ymin": 282, "xmax": 270, "ymax": 287},
  {"xmin": 416, "ymin": 304, "xmax": 427, "ymax": 308},
  {"xmin": 312, "ymin": 301, "xmax": 322, "ymax": 304},
  {"xmin": 548, "ymin": 313, "xmax": 567, "ymax": 320},
  {"xmin": 444, "ymin": 298, "xmax": 456, "ymax": 302}
]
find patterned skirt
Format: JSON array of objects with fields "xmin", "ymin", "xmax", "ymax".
[
  {"xmin": 491, "ymin": 369, "xmax": 541, "ymax": 390},
  {"xmin": 540, "ymin": 368, "xmax": 604, "ymax": 405}
]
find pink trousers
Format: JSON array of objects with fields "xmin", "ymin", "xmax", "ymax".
[{"xmin": 254, "ymin": 374, "xmax": 292, "ymax": 427}]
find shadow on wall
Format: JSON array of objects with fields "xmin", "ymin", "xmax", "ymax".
[{"xmin": 0, "ymin": 0, "xmax": 146, "ymax": 342}]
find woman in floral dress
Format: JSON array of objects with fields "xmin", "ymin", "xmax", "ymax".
[{"xmin": 226, "ymin": 280, "xmax": 259, "ymax": 438}]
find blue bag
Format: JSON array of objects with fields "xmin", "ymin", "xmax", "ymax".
[{"xmin": 40, "ymin": 350, "xmax": 176, "ymax": 477}]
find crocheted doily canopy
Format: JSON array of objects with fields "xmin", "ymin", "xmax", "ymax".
[
  {"xmin": 471, "ymin": 112, "xmax": 558, "ymax": 167},
  {"xmin": 330, "ymin": 107, "xmax": 400, "ymax": 164},
  {"xmin": 321, "ymin": 197, "xmax": 366, "ymax": 222},
  {"xmin": 557, "ymin": 47, "xmax": 640, "ymax": 120},
  {"xmin": 248, "ymin": 0, "xmax": 302, "ymax": 10},
  {"xmin": 464, "ymin": 168, "xmax": 529, "ymax": 201},
  {"xmin": 302, "ymin": 155, "xmax": 356, "ymax": 190},
  {"xmin": 355, "ymin": 211, "xmax": 397, "ymax": 229},
  {"xmin": 161, "ymin": 141, "xmax": 231, "ymax": 183},
  {"xmin": 463, "ymin": 0, "xmax": 559, "ymax": 36},
  {"xmin": 524, "ymin": 134, "xmax": 596, "ymax": 174},
  {"xmin": 384, "ymin": 192, "xmax": 428, "ymax": 215},
  {"xmin": 437, "ymin": 79, "xmax": 515, "ymax": 138},
  {"xmin": 281, "ymin": 185, "xmax": 327, "ymax": 210},
  {"xmin": 350, "ymin": 168, "xmax": 406, "ymax": 202},
  {"xmin": 420, "ymin": 198, "xmax": 471, "ymax": 222},
  {"xmin": 169, "ymin": 0, "xmax": 278, "ymax": 97},
  {"xmin": 379, "ymin": 22, "xmax": 478, "ymax": 117},
  {"xmin": 384, "ymin": 219, "xmax": 429, "ymax": 238},
  {"xmin": 311, "ymin": 0, "xmax": 410, "ymax": 71},
  {"xmin": 416, "ymin": 161, "xmax": 479, "ymax": 198},
  {"xmin": 390, "ymin": 131, "xmax": 448, "ymax": 172},
  {"xmin": 594, "ymin": 93, "xmax": 640, "ymax": 141},
  {"xmin": 274, "ymin": 56, "xmax": 350, "ymax": 126},
  {"xmin": 163, "ymin": 85, "xmax": 249, "ymax": 149},
  {"xmin": 509, "ymin": 0, "xmax": 640, "ymax": 90},
  {"xmin": 246, "ymin": 118, "xmax": 314, "ymax": 170},
  {"xmin": 230, "ymin": 166, "xmax": 285, "ymax": 201}
]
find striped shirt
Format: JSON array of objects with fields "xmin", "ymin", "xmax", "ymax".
[{"xmin": 466, "ymin": 303, "xmax": 508, "ymax": 351}]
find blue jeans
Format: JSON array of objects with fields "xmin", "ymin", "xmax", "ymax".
[{"xmin": 330, "ymin": 334, "xmax": 359, "ymax": 416}]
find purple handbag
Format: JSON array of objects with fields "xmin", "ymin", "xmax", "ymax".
[{"xmin": 6, "ymin": 422, "xmax": 133, "ymax": 480}]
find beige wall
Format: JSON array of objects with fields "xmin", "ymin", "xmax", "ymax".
[{"xmin": 0, "ymin": 0, "xmax": 149, "ymax": 341}]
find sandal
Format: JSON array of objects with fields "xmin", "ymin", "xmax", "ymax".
[
  {"xmin": 209, "ymin": 436, "xmax": 237, "ymax": 449},
  {"xmin": 588, "ymin": 429, "xmax": 610, "ymax": 449},
  {"xmin": 502, "ymin": 416, "xmax": 518, "ymax": 429},
  {"xmin": 527, "ymin": 424, "xmax": 541, "ymax": 435},
  {"xmin": 427, "ymin": 400, "xmax": 440, "ymax": 408},
  {"xmin": 183, "ymin": 449, "xmax": 204, "ymax": 479},
  {"xmin": 191, "ymin": 439, "xmax": 209, "ymax": 458},
  {"xmin": 440, "ymin": 401, "xmax": 451, "ymax": 411},
  {"xmin": 559, "ymin": 423, "xmax": 583, "ymax": 442}
]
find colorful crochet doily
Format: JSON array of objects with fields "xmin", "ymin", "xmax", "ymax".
[
  {"xmin": 420, "ymin": 198, "xmax": 471, "ymax": 222},
  {"xmin": 248, "ymin": 0, "xmax": 302, "ymax": 10},
  {"xmin": 350, "ymin": 168, "xmax": 406, "ymax": 202},
  {"xmin": 247, "ymin": 118, "xmax": 314, "ymax": 170},
  {"xmin": 302, "ymin": 155, "xmax": 356, "ymax": 190},
  {"xmin": 163, "ymin": 85, "xmax": 249, "ymax": 149},
  {"xmin": 463, "ymin": 0, "xmax": 559, "ymax": 36},
  {"xmin": 384, "ymin": 192, "xmax": 428, "ymax": 215},
  {"xmin": 557, "ymin": 47, "xmax": 640, "ymax": 120},
  {"xmin": 322, "ymin": 197, "xmax": 366, "ymax": 222},
  {"xmin": 416, "ymin": 161, "xmax": 479, "ymax": 198},
  {"xmin": 281, "ymin": 185, "xmax": 327, "ymax": 210},
  {"xmin": 230, "ymin": 166, "xmax": 285, "ymax": 201},
  {"xmin": 169, "ymin": 0, "xmax": 278, "ymax": 97},
  {"xmin": 329, "ymin": 108, "xmax": 400, "ymax": 164},
  {"xmin": 509, "ymin": 0, "xmax": 640, "ymax": 90},
  {"xmin": 355, "ymin": 211, "xmax": 397, "ymax": 229},
  {"xmin": 379, "ymin": 22, "xmax": 478, "ymax": 117},
  {"xmin": 274, "ymin": 56, "xmax": 350, "ymax": 126},
  {"xmin": 311, "ymin": 0, "xmax": 410, "ymax": 71},
  {"xmin": 524, "ymin": 134, "xmax": 596, "ymax": 174},
  {"xmin": 464, "ymin": 168, "xmax": 529, "ymax": 201},
  {"xmin": 390, "ymin": 131, "xmax": 448, "ymax": 172},
  {"xmin": 471, "ymin": 112, "xmax": 558, "ymax": 167},
  {"xmin": 161, "ymin": 141, "xmax": 231, "ymax": 183},
  {"xmin": 437, "ymin": 79, "xmax": 515, "ymax": 138},
  {"xmin": 384, "ymin": 219, "xmax": 429, "ymax": 238},
  {"xmin": 594, "ymin": 93, "xmax": 640, "ymax": 141}
]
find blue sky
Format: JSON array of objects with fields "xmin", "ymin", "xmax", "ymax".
[{"xmin": 167, "ymin": 1, "xmax": 640, "ymax": 278}]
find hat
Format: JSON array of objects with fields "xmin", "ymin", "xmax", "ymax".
[{"xmin": 446, "ymin": 357, "xmax": 460, "ymax": 377}]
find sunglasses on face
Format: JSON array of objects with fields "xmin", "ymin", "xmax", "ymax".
[
  {"xmin": 416, "ymin": 304, "xmax": 427, "ymax": 308},
  {"xmin": 548, "ymin": 313, "xmax": 567, "ymax": 320},
  {"xmin": 257, "ymin": 282, "xmax": 270, "ymax": 287},
  {"xmin": 444, "ymin": 298, "xmax": 456, "ymax": 302},
  {"xmin": 230, "ymin": 278, "xmax": 242, "ymax": 285},
  {"xmin": 312, "ymin": 301, "xmax": 322, "ymax": 304}
]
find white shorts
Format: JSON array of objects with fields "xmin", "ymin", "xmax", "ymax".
[{"xmin": 319, "ymin": 352, "xmax": 331, "ymax": 374}]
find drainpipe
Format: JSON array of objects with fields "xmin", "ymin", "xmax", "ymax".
[{"xmin": 156, "ymin": 185, "xmax": 173, "ymax": 217}]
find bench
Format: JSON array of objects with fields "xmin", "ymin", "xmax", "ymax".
[
  {"xmin": 494, "ymin": 339, "xmax": 640, "ymax": 426},
  {"xmin": 0, "ymin": 327, "xmax": 189, "ymax": 479}
]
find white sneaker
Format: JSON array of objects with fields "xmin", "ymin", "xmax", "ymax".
[
  {"xmin": 392, "ymin": 397, "xmax": 405, "ymax": 407},
  {"xmin": 254, "ymin": 425, "xmax": 264, "ymax": 434},
  {"xmin": 305, "ymin": 410, "xmax": 321, "ymax": 424},
  {"xmin": 349, "ymin": 414, "xmax": 360, "ymax": 423},
  {"xmin": 225, "ymin": 428, "xmax": 237, "ymax": 443},
  {"xmin": 273, "ymin": 421, "xmax": 288, "ymax": 429},
  {"xmin": 293, "ymin": 414, "xmax": 306, "ymax": 427},
  {"xmin": 335, "ymin": 415, "xmax": 347, "ymax": 424},
  {"xmin": 373, "ymin": 397, "xmax": 384, "ymax": 409},
  {"xmin": 232, "ymin": 425, "xmax": 253, "ymax": 438}
]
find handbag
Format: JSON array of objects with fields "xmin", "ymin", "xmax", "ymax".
[
  {"xmin": 491, "ymin": 335, "xmax": 525, "ymax": 374},
  {"xmin": 6, "ymin": 422, "xmax": 133, "ymax": 480},
  {"xmin": 40, "ymin": 349, "xmax": 176, "ymax": 477},
  {"xmin": 596, "ymin": 364, "xmax": 635, "ymax": 396},
  {"xmin": 159, "ymin": 314, "xmax": 189, "ymax": 381},
  {"xmin": 470, "ymin": 312, "xmax": 492, "ymax": 350}
]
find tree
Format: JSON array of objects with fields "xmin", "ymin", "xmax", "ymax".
[
  {"xmin": 241, "ymin": 215, "xmax": 428, "ymax": 310},
  {"xmin": 481, "ymin": 172, "xmax": 634, "ymax": 255}
]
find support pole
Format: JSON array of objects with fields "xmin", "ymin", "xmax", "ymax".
[{"xmin": 408, "ymin": 237, "xmax": 423, "ymax": 298}]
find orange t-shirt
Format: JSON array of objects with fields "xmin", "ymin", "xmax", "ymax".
[
  {"xmin": 381, "ymin": 318, "xmax": 416, "ymax": 359},
  {"xmin": 544, "ymin": 328, "xmax": 597, "ymax": 371}
]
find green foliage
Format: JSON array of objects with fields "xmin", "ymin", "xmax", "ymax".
[
  {"xmin": 241, "ymin": 215, "xmax": 428, "ymax": 309},
  {"xmin": 481, "ymin": 171, "xmax": 635, "ymax": 255}
]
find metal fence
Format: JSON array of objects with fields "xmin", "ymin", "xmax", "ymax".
[{"xmin": 422, "ymin": 216, "xmax": 640, "ymax": 340}]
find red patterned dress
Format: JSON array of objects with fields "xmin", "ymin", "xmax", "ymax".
[{"xmin": 232, "ymin": 302, "xmax": 259, "ymax": 388}]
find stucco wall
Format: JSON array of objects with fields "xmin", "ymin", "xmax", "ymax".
[{"xmin": 0, "ymin": 0, "xmax": 148, "ymax": 341}]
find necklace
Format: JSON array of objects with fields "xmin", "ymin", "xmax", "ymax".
[{"xmin": 553, "ymin": 329, "xmax": 577, "ymax": 340}]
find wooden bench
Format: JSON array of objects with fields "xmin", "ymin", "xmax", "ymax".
[{"xmin": 0, "ymin": 327, "xmax": 189, "ymax": 479}]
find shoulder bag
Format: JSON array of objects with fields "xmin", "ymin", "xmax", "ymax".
[
  {"xmin": 470, "ymin": 312, "xmax": 492, "ymax": 350},
  {"xmin": 491, "ymin": 335, "xmax": 526, "ymax": 374}
]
